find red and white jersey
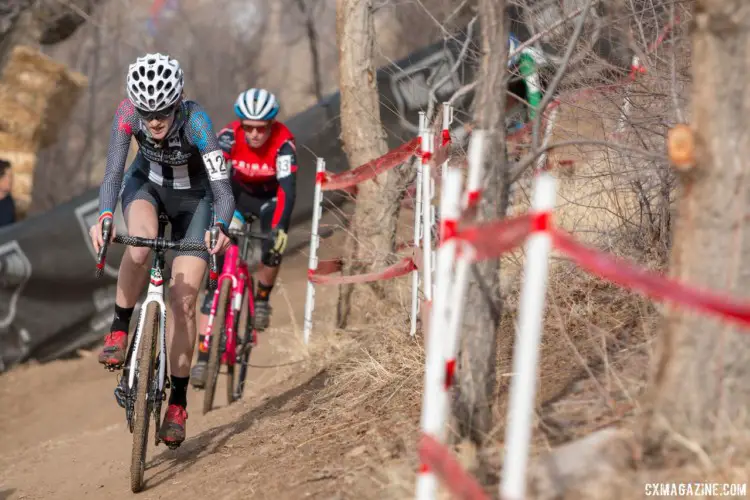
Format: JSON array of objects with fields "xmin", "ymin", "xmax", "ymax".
[{"xmin": 217, "ymin": 120, "xmax": 297, "ymax": 186}]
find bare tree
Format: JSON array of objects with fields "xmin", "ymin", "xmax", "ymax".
[
  {"xmin": 523, "ymin": 1, "xmax": 750, "ymax": 495},
  {"xmin": 452, "ymin": 0, "xmax": 510, "ymax": 477},
  {"xmin": 26, "ymin": 0, "xmax": 271, "ymax": 213},
  {"xmin": 291, "ymin": 0, "xmax": 325, "ymax": 103},
  {"xmin": 641, "ymin": 0, "xmax": 750, "ymax": 458},
  {"xmin": 335, "ymin": 0, "xmax": 408, "ymax": 328}
]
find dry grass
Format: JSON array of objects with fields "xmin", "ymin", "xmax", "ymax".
[
  {"xmin": 276, "ymin": 239, "xmax": 662, "ymax": 497},
  {"xmin": 265, "ymin": 60, "xmax": 745, "ymax": 497}
]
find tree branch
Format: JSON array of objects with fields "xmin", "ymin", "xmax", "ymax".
[
  {"xmin": 510, "ymin": 139, "xmax": 665, "ymax": 183},
  {"xmin": 531, "ymin": 0, "xmax": 595, "ymax": 154}
]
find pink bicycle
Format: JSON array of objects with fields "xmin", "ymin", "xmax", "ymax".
[{"xmin": 201, "ymin": 213, "xmax": 272, "ymax": 415}]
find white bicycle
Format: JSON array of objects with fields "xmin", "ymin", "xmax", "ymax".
[{"xmin": 95, "ymin": 214, "xmax": 220, "ymax": 493}]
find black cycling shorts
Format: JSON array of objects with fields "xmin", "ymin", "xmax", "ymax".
[
  {"xmin": 120, "ymin": 154, "xmax": 213, "ymax": 262},
  {"xmin": 233, "ymin": 182, "xmax": 278, "ymax": 262}
]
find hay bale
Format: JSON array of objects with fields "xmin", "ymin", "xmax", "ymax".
[
  {"xmin": 0, "ymin": 150, "xmax": 36, "ymax": 213},
  {"xmin": 0, "ymin": 131, "xmax": 31, "ymax": 153},
  {"xmin": 0, "ymin": 46, "xmax": 88, "ymax": 221},
  {"xmin": 0, "ymin": 45, "xmax": 87, "ymax": 149},
  {"xmin": 13, "ymin": 172, "xmax": 34, "ymax": 213}
]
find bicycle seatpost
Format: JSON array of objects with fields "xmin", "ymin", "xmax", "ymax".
[
  {"xmin": 96, "ymin": 217, "xmax": 113, "ymax": 278},
  {"xmin": 208, "ymin": 225, "xmax": 221, "ymax": 291}
]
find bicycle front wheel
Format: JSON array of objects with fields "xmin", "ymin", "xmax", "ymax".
[
  {"xmin": 203, "ymin": 279, "xmax": 232, "ymax": 415},
  {"xmin": 130, "ymin": 302, "xmax": 159, "ymax": 493},
  {"xmin": 234, "ymin": 280, "xmax": 254, "ymax": 401}
]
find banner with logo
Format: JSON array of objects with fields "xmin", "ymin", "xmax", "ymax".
[{"xmin": 0, "ymin": 30, "xmax": 478, "ymax": 372}]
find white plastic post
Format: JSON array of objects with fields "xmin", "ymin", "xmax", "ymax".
[
  {"xmin": 436, "ymin": 103, "xmax": 452, "ymax": 297},
  {"xmin": 416, "ymin": 167, "xmax": 462, "ymax": 500},
  {"xmin": 442, "ymin": 102, "xmax": 453, "ymax": 132},
  {"xmin": 499, "ymin": 172, "xmax": 557, "ymax": 500},
  {"xmin": 421, "ymin": 241, "xmax": 475, "ymax": 451},
  {"xmin": 410, "ymin": 113, "xmax": 427, "ymax": 337},
  {"xmin": 464, "ymin": 130, "xmax": 485, "ymax": 210},
  {"xmin": 616, "ymin": 56, "xmax": 639, "ymax": 135},
  {"xmin": 444, "ymin": 246, "xmax": 473, "ymax": 361},
  {"xmin": 303, "ymin": 157, "xmax": 326, "ymax": 345},
  {"xmin": 421, "ymin": 129, "xmax": 434, "ymax": 303},
  {"xmin": 441, "ymin": 102, "xmax": 453, "ymax": 179},
  {"xmin": 533, "ymin": 108, "xmax": 558, "ymax": 177}
]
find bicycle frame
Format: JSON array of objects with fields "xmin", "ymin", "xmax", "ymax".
[
  {"xmin": 126, "ymin": 248, "xmax": 169, "ymax": 396},
  {"xmin": 120, "ymin": 215, "xmax": 172, "ymax": 422},
  {"xmin": 96, "ymin": 216, "xmax": 221, "ymax": 492},
  {"xmin": 201, "ymin": 222, "xmax": 258, "ymax": 366}
]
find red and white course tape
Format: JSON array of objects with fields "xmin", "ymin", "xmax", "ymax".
[
  {"xmin": 321, "ymin": 137, "xmax": 419, "ymax": 192},
  {"xmin": 418, "ymin": 434, "xmax": 489, "ymax": 500}
]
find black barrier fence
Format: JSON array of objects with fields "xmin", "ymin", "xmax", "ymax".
[{"xmin": 0, "ymin": 31, "xmax": 480, "ymax": 372}]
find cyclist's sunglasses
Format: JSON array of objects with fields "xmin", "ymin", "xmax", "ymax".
[
  {"xmin": 241, "ymin": 122, "xmax": 271, "ymax": 133},
  {"xmin": 136, "ymin": 103, "xmax": 178, "ymax": 121}
]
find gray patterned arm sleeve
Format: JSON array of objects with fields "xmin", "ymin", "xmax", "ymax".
[
  {"xmin": 98, "ymin": 99, "xmax": 137, "ymax": 218},
  {"xmin": 184, "ymin": 103, "xmax": 235, "ymax": 227}
]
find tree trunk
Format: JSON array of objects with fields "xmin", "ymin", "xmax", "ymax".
[
  {"xmin": 293, "ymin": 0, "xmax": 324, "ymax": 104},
  {"xmin": 453, "ymin": 0, "xmax": 509, "ymax": 466},
  {"xmin": 335, "ymin": 0, "xmax": 405, "ymax": 328},
  {"xmin": 525, "ymin": 4, "xmax": 750, "ymax": 496},
  {"xmin": 641, "ymin": 0, "xmax": 750, "ymax": 455}
]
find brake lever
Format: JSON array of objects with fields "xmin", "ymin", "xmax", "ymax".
[
  {"xmin": 95, "ymin": 217, "xmax": 113, "ymax": 278},
  {"xmin": 208, "ymin": 225, "xmax": 220, "ymax": 291}
]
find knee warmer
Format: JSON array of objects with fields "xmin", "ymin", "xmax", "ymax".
[
  {"xmin": 261, "ymin": 248, "xmax": 282, "ymax": 268},
  {"xmin": 260, "ymin": 238, "xmax": 282, "ymax": 268}
]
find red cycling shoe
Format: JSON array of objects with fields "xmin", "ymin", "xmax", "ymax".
[
  {"xmin": 98, "ymin": 330, "xmax": 127, "ymax": 368},
  {"xmin": 159, "ymin": 404, "xmax": 188, "ymax": 447}
]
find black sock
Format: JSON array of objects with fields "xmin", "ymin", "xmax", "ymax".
[
  {"xmin": 196, "ymin": 334, "xmax": 209, "ymax": 362},
  {"xmin": 169, "ymin": 376, "xmax": 189, "ymax": 408},
  {"xmin": 111, "ymin": 304, "xmax": 134, "ymax": 333},
  {"xmin": 255, "ymin": 282, "xmax": 273, "ymax": 302}
]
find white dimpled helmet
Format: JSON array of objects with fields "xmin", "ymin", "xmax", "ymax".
[
  {"xmin": 234, "ymin": 88, "xmax": 280, "ymax": 121},
  {"xmin": 126, "ymin": 53, "xmax": 184, "ymax": 112}
]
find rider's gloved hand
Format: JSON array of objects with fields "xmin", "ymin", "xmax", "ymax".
[
  {"xmin": 205, "ymin": 223, "xmax": 231, "ymax": 255},
  {"xmin": 89, "ymin": 212, "xmax": 117, "ymax": 253},
  {"xmin": 273, "ymin": 228, "xmax": 288, "ymax": 255},
  {"xmin": 229, "ymin": 210, "xmax": 244, "ymax": 232}
]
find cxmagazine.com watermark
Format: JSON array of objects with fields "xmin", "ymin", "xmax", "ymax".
[{"xmin": 645, "ymin": 483, "xmax": 747, "ymax": 497}]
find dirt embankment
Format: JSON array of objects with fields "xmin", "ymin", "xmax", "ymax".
[{"xmin": 0, "ymin": 207, "xmax": 660, "ymax": 500}]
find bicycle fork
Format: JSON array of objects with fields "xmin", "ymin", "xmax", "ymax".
[
  {"xmin": 202, "ymin": 274, "xmax": 245, "ymax": 364},
  {"xmin": 116, "ymin": 258, "xmax": 169, "ymax": 444}
]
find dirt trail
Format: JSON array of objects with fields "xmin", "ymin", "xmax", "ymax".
[{"xmin": 0, "ymin": 238, "xmax": 343, "ymax": 500}]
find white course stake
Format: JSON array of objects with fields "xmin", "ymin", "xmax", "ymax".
[
  {"xmin": 421, "ymin": 128, "xmax": 434, "ymax": 303},
  {"xmin": 410, "ymin": 113, "xmax": 427, "ymax": 337},
  {"xmin": 616, "ymin": 56, "xmax": 640, "ymax": 136},
  {"xmin": 464, "ymin": 130, "xmax": 485, "ymax": 210},
  {"xmin": 416, "ymin": 167, "xmax": 462, "ymax": 500},
  {"xmin": 441, "ymin": 102, "xmax": 453, "ymax": 179},
  {"xmin": 302, "ymin": 157, "xmax": 326, "ymax": 345},
  {"xmin": 535, "ymin": 108, "xmax": 558, "ymax": 174},
  {"xmin": 435, "ymin": 102, "xmax": 453, "ymax": 299},
  {"xmin": 500, "ymin": 171, "xmax": 557, "ymax": 500}
]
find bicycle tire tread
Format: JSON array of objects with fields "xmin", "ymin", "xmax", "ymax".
[
  {"xmin": 203, "ymin": 280, "xmax": 232, "ymax": 415},
  {"xmin": 130, "ymin": 302, "xmax": 159, "ymax": 493}
]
